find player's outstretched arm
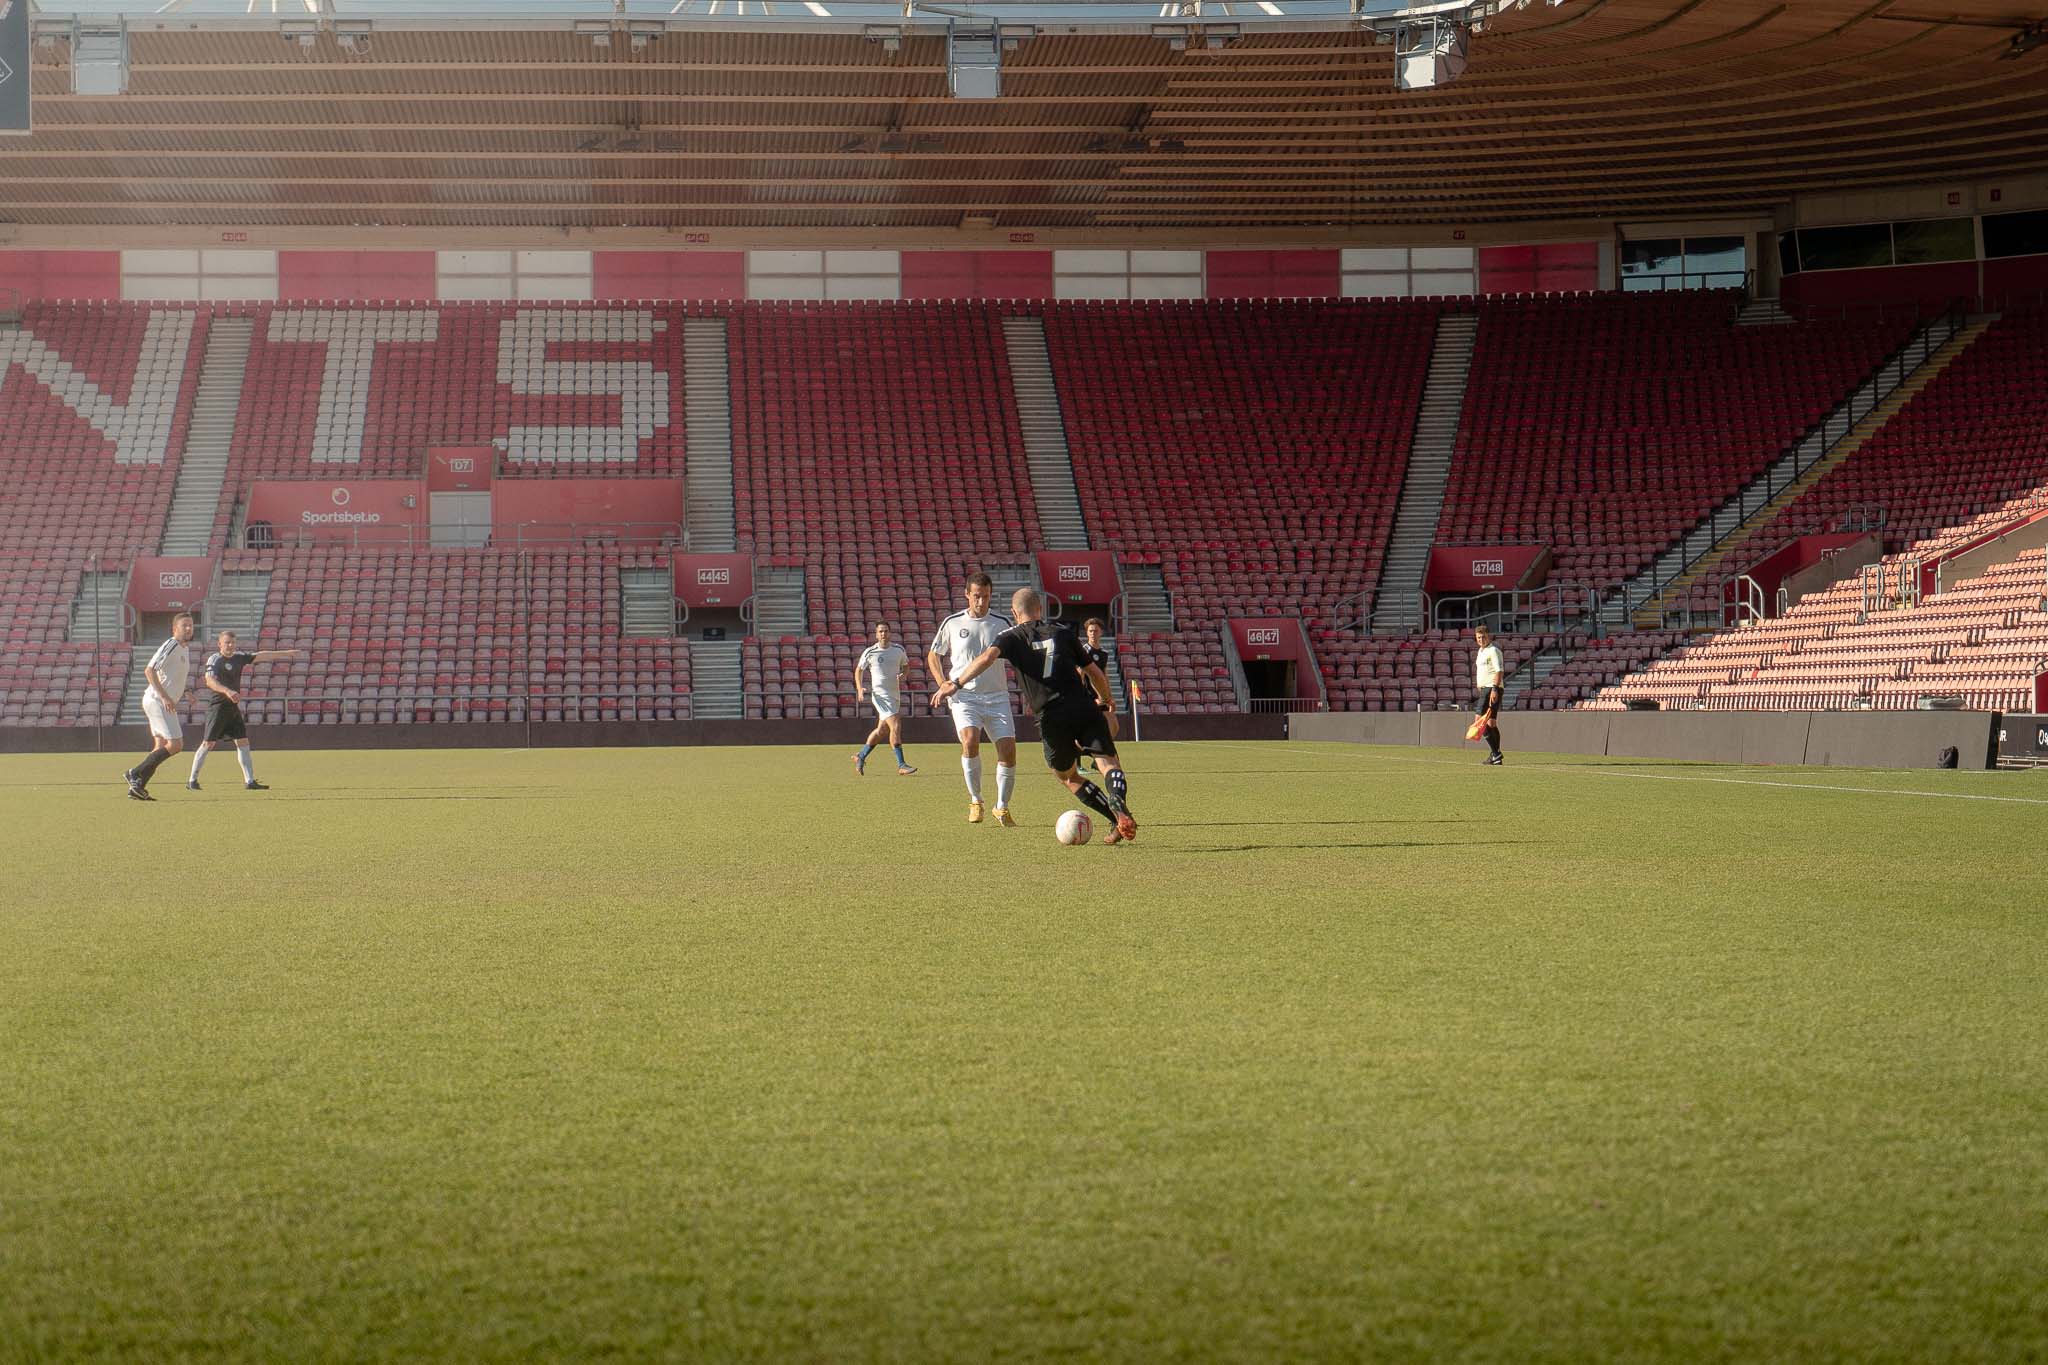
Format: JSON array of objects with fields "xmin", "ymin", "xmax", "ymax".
[
  {"xmin": 931, "ymin": 645, "xmax": 1002, "ymax": 707},
  {"xmin": 252, "ymin": 649, "xmax": 304, "ymax": 663}
]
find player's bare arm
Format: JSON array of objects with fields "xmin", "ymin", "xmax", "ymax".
[
  {"xmin": 251, "ymin": 649, "xmax": 304, "ymax": 664},
  {"xmin": 932, "ymin": 645, "xmax": 1002, "ymax": 704},
  {"xmin": 145, "ymin": 664, "xmax": 173, "ymax": 707}
]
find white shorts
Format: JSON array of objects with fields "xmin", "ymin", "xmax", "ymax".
[
  {"xmin": 948, "ymin": 691, "xmax": 1016, "ymax": 742},
  {"xmin": 870, "ymin": 690, "xmax": 900, "ymax": 720},
  {"xmin": 142, "ymin": 692, "xmax": 182, "ymax": 743}
]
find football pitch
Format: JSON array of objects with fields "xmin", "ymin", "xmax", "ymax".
[{"xmin": 3, "ymin": 740, "xmax": 2045, "ymax": 1361}]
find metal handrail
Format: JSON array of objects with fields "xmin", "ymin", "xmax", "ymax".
[
  {"xmin": 1430, "ymin": 582, "xmax": 1597, "ymax": 635},
  {"xmin": 1217, "ymin": 620, "xmax": 1251, "ymax": 712},
  {"xmin": 1617, "ymin": 301, "xmax": 1965, "ymax": 630},
  {"xmin": 242, "ymin": 521, "xmax": 685, "ymax": 551}
]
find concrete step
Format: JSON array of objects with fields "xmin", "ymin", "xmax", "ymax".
[
  {"xmin": 1371, "ymin": 311, "xmax": 1480, "ymax": 633},
  {"xmin": 690, "ymin": 640, "xmax": 744, "ymax": 720},
  {"xmin": 620, "ymin": 567, "xmax": 676, "ymax": 638},
  {"xmin": 1001, "ymin": 316, "xmax": 1090, "ymax": 551},
  {"xmin": 752, "ymin": 565, "xmax": 808, "ymax": 637},
  {"xmin": 159, "ymin": 317, "xmax": 255, "ymax": 557},
  {"xmin": 682, "ymin": 317, "xmax": 737, "ymax": 553}
]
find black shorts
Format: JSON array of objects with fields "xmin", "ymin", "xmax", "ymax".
[
  {"xmin": 1475, "ymin": 686, "xmax": 1503, "ymax": 715},
  {"xmin": 204, "ymin": 702, "xmax": 249, "ymax": 744},
  {"xmin": 1038, "ymin": 699, "xmax": 1117, "ymax": 773}
]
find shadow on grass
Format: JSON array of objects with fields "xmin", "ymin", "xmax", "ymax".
[
  {"xmin": 1175, "ymin": 838, "xmax": 1538, "ymax": 854},
  {"xmin": 1172, "ymin": 818, "xmax": 1472, "ymax": 828}
]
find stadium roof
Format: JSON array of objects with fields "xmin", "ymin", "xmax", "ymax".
[{"xmin": 7, "ymin": 0, "xmax": 2048, "ymax": 232}]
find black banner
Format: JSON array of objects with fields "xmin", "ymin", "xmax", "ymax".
[
  {"xmin": 0, "ymin": 0, "xmax": 28, "ymax": 136},
  {"xmin": 1995, "ymin": 714, "xmax": 2048, "ymax": 761}
]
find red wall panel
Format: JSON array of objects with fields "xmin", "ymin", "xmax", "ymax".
[
  {"xmin": 1479, "ymin": 242, "xmax": 1598, "ymax": 296},
  {"xmin": 1206, "ymin": 249, "xmax": 1340, "ymax": 300},
  {"xmin": 277, "ymin": 251, "xmax": 435, "ymax": 303},
  {"xmin": 1780, "ymin": 260, "xmax": 1978, "ymax": 312},
  {"xmin": 1983, "ymin": 254, "xmax": 2048, "ymax": 305},
  {"xmin": 591, "ymin": 251, "xmax": 745, "ymax": 301},
  {"xmin": 900, "ymin": 250, "xmax": 1053, "ymax": 300},
  {"xmin": 0, "ymin": 250, "xmax": 121, "ymax": 302}
]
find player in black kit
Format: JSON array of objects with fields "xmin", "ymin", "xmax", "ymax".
[
  {"xmin": 933, "ymin": 588, "xmax": 1138, "ymax": 843},
  {"xmin": 188, "ymin": 630, "xmax": 303, "ymax": 791}
]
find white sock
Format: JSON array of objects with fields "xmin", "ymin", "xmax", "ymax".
[
  {"xmin": 996, "ymin": 763, "xmax": 1016, "ymax": 810},
  {"xmin": 237, "ymin": 747, "xmax": 256, "ymax": 783},
  {"xmin": 962, "ymin": 755, "xmax": 982, "ymax": 803},
  {"xmin": 188, "ymin": 747, "xmax": 209, "ymax": 782}
]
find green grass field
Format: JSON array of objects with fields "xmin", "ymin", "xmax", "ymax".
[{"xmin": 4, "ymin": 740, "xmax": 2046, "ymax": 1361}]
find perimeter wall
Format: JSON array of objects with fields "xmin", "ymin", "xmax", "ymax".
[{"xmin": 1288, "ymin": 711, "xmax": 2002, "ymax": 770}]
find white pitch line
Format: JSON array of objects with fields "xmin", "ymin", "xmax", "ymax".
[{"xmin": 1350, "ymin": 749, "xmax": 2048, "ymax": 806}]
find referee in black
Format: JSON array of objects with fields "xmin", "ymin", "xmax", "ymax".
[{"xmin": 188, "ymin": 630, "xmax": 304, "ymax": 791}]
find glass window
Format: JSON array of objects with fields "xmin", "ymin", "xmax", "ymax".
[
  {"xmin": 1681, "ymin": 235, "xmax": 1746, "ymax": 286},
  {"xmin": 1892, "ymin": 217, "xmax": 1975, "ymax": 265},
  {"xmin": 1620, "ymin": 238, "xmax": 1682, "ymax": 291},
  {"xmin": 1797, "ymin": 223, "xmax": 1894, "ymax": 271},
  {"xmin": 1778, "ymin": 231, "xmax": 1802, "ymax": 275},
  {"xmin": 1983, "ymin": 209, "xmax": 2048, "ymax": 260}
]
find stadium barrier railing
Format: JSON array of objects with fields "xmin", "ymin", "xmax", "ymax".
[
  {"xmin": 241, "ymin": 522, "xmax": 686, "ymax": 552},
  {"xmin": 1614, "ymin": 301, "xmax": 1968, "ymax": 631}
]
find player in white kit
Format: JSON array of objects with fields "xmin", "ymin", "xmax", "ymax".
[
  {"xmin": 926, "ymin": 572, "xmax": 1018, "ymax": 826},
  {"xmin": 125, "ymin": 610, "xmax": 196, "ymax": 801},
  {"xmin": 851, "ymin": 622, "xmax": 917, "ymax": 776}
]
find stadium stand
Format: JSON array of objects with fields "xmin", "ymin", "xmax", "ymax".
[
  {"xmin": 1042, "ymin": 299, "xmax": 1438, "ymax": 630},
  {"xmin": 1438, "ymin": 293, "xmax": 1915, "ymax": 588},
  {"xmin": 6, "ymin": 295, "xmax": 2043, "ymax": 729},
  {"xmin": 153, "ymin": 546, "xmax": 694, "ymax": 727},
  {"xmin": 214, "ymin": 304, "xmax": 688, "ymax": 550},
  {"xmin": 1681, "ymin": 309, "xmax": 2048, "ymax": 603},
  {"xmin": 1588, "ymin": 534, "xmax": 2048, "ymax": 714},
  {"xmin": 726, "ymin": 302, "xmax": 1038, "ymax": 638},
  {"xmin": 0, "ymin": 304, "xmax": 209, "ymax": 724},
  {"xmin": 1314, "ymin": 630, "xmax": 1541, "ymax": 712}
]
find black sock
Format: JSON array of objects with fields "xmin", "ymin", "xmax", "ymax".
[
  {"xmin": 1073, "ymin": 780, "xmax": 1116, "ymax": 823},
  {"xmin": 1105, "ymin": 765, "xmax": 1132, "ymax": 815},
  {"xmin": 1486, "ymin": 727, "xmax": 1502, "ymax": 757},
  {"xmin": 134, "ymin": 749, "xmax": 170, "ymax": 784}
]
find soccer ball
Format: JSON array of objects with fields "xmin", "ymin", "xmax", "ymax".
[{"xmin": 1055, "ymin": 809, "xmax": 1093, "ymax": 845}]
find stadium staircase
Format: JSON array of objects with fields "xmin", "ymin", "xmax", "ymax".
[
  {"xmin": 620, "ymin": 567, "xmax": 677, "ymax": 638},
  {"xmin": 158, "ymin": 317, "xmax": 254, "ymax": 557},
  {"xmin": 207, "ymin": 569, "xmax": 272, "ymax": 639},
  {"xmin": 752, "ymin": 566, "xmax": 808, "ymax": 636},
  {"xmin": 1736, "ymin": 298, "xmax": 1797, "ymax": 327},
  {"xmin": 999, "ymin": 317, "xmax": 1089, "ymax": 550},
  {"xmin": 682, "ymin": 317, "xmax": 737, "ymax": 552},
  {"xmin": 1097, "ymin": 642, "xmax": 1131, "ymax": 711},
  {"xmin": 1118, "ymin": 565, "xmax": 1175, "ymax": 635},
  {"xmin": 1600, "ymin": 306, "xmax": 1970, "ymax": 634},
  {"xmin": 1634, "ymin": 318, "xmax": 1994, "ymax": 626},
  {"xmin": 690, "ymin": 642, "xmax": 744, "ymax": 719},
  {"xmin": 68, "ymin": 571, "xmax": 128, "ymax": 643},
  {"xmin": 1369, "ymin": 311, "xmax": 1478, "ymax": 633},
  {"xmin": 984, "ymin": 560, "xmax": 1038, "ymax": 611}
]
